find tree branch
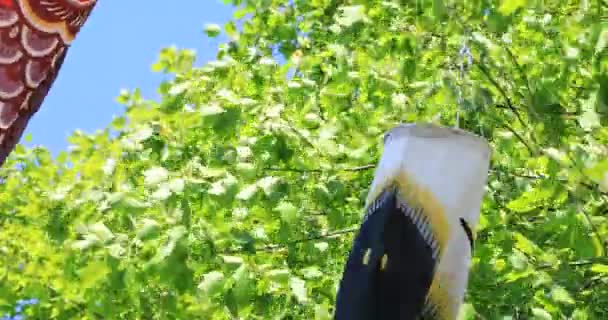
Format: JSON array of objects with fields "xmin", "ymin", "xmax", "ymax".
[
  {"xmin": 224, "ymin": 223, "xmax": 608, "ymax": 272},
  {"xmin": 500, "ymin": 122, "xmax": 536, "ymax": 155},
  {"xmin": 264, "ymin": 163, "xmax": 375, "ymax": 173},
  {"xmin": 223, "ymin": 226, "xmax": 358, "ymax": 254},
  {"xmin": 476, "ymin": 63, "xmax": 528, "ymax": 130},
  {"xmin": 503, "ymin": 46, "xmax": 533, "ymax": 101},
  {"xmin": 264, "ymin": 167, "xmax": 322, "ymax": 173},
  {"xmin": 491, "ymin": 168, "xmax": 608, "ymax": 197},
  {"xmin": 538, "ymin": 256, "xmax": 608, "ymax": 269}
]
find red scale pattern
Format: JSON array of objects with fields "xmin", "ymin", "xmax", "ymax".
[{"xmin": 0, "ymin": 0, "xmax": 96, "ymax": 165}]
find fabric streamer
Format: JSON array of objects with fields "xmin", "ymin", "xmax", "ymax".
[
  {"xmin": 0, "ymin": 0, "xmax": 96, "ymax": 165},
  {"xmin": 335, "ymin": 123, "xmax": 491, "ymax": 320}
]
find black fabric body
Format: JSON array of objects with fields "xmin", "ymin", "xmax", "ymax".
[{"xmin": 334, "ymin": 187, "xmax": 437, "ymax": 320}]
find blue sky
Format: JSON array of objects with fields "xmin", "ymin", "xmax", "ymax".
[{"xmin": 21, "ymin": 1, "xmax": 234, "ymax": 155}]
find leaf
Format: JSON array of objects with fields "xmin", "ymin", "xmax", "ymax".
[
  {"xmin": 314, "ymin": 304, "xmax": 332, "ymax": 320},
  {"xmin": 143, "ymin": 167, "xmax": 169, "ymax": 185},
  {"xmin": 150, "ymin": 226, "xmax": 187, "ymax": 263},
  {"xmin": 596, "ymin": 74, "xmax": 608, "ymax": 116},
  {"xmin": 301, "ymin": 266, "xmax": 323, "ymax": 279},
  {"xmin": 231, "ymin": 264, "xmax": 254, "ymax": 308},
  {"xmin": 167, "ymin": 226, "xmax": 187, "ymax": 241},
  {"xmin": 458, "ymin": 303, "xmax": 477, "ymax": 320},
  {"xmin": 432, "ymin": 0, "xmax": 447, "ymax": 20},
  {"xmin": 584, "ymin": 159, "xmax": 608, "ymax": 188},
  {"xmin": 221, "ymin": 255, "xmax": 244, "ymax": 266},
  {"xmin": 200, "ymin": 166, "xmax": 227, "ymax": 178},
  {"xmin": 336, "ymin": 5, "xmax": 367, "ymax": 27},
  {"xmin": 550, "ymin": 286, "xmax": 574, "ymax": 304},
  {"xmin": 71, "ymin": 237, "xmax": 99, "ymax": 251},
  {"xmin": 168, "ymin": 178, "xmax": 185, "ymax": 193},
  {"xmin": 78, "ymin": 260, "xmax": 110, "ymax": 289},
  {"xmin": 200, "ymin": 104, "xmax": 226, "ymax": 117},
  {"xmin": 204, "ymin": 23, "xmax": 222, "ymax": 38},
  {"xmin": 596, "ymin": 29, "xmax": 608, "ymax": 54},
  {"xmin": 208, "ymin": 180, "xmax": 227, "ymax": 195},
  {"xmin": 131, "ymin": 125, "xmax": 154, "ymax": 142},
  {"xmin": 136, "ymin": 218, "xmax": 160, "ymax": 240},
  {"xmin": 513, "ymin": 232, "xmax": 539, "ymax": 255},
  {"xmin": 508, "ymin": 251, "xmax": 529, "ymax": 271},
  {"xmin": 257, "ymin": 176, "xmax": 280, "ymax": 195},
  {"xmin": 274, "ymin": 201, "xmax": 298, "ymax": 224},
  {"xmin": 506, "ymin": 187, "xmax": 552, "ymax": 213},
  {"xmin": 579, "ymin": 109, "xmax": 601, "ymax": 130},
  {"xmin": 236, "ymin": 184, "xmax": 258, "ymax": 200},
  {"xmin": 198, "ymin": 271, "xmax": 225, "ymax": 295},
  {"xmin": 168, "ymin": 81, "xmax": 192, "ymax": 96},
  {"xmin": 235, "ymin": 162, "xmax": 256, "ymax": 180},
  {"xmin": 266, "ymin": 269, "xmax": 290, "ymax": 284},
  {"xmin": 224, "ymin": 20, "xmax": 239, "ymax": 41},
  {"xmin": 151, "ymin": 183, "xmax": 172, "ymax": 201},
  {"xmin": 289, "ymin": 276, "xmax": 308, "ymax": 304},
  {"xmin": 531, "ymin": 307, "xmax": 552, "ymax": 320},
  {"xmin": 314, "ymin": 242, "xmax": 328, "ymax": 252},
  {"xmin": 498, "ymin": 0, "xmax": 526, "ymax": 15},
  {"xmin": 571, "ymin": 308, "xmax": 590, "ymax": 320},
  {"xmin": 88, "ymin": 222, "xmax": 114, "ymax": 243},
  {"xmin": 106, "ymin": 243, "xmax": 126, "ymax": 258},
  {"xmin": 590, "ymin": 264, "xmax": 608, "ymax": 274}
]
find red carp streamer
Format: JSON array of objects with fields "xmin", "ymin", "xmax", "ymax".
[{"xmin": 0, "ymin": 0, "xmax": 96, "ymax": 165}]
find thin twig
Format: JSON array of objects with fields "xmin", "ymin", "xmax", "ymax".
[
  {"xmin": 223, "ymin": 226, "xmax": 358, "ymax": 254},
  {"xmin": 476, "ymin": 63, "xmax": 528, "ymax": 130},
  {"xmin": 264, "ymin": 167, "xmax": 322, "ymax": 173},
  {"xmin": 503, "ymin": 46, "xmax": 533, "ymax": 102},
  {"xmin": 494, "ymin": 104, "xmax": 580, "ymax": 118},
  {"xmin": 264, "ymin": 164, "xmax": 375, "ymax": 173},
  {"xmin": 491, "ymin": 168, "xmax": 608, "ymax": 197},
  {"xmin": 344, "ymin": 164, "xmax": 376, "ymax": 171},
  {"xmin": 582, "ymin": 206, "xmax": 606, "ymax": 257},
  {"xmin": 265, "ymin": 161, "xmax": 608, "ymax": 201},
  {"xmin": 500, "ymin": 122, "xmax": 536, "ymax": 155},
  {"xmin": 538, "ymin": 256, "xmax": 608, "ymax": 269},
  {"xmin": 224, "ymin": 223, "xmax": 608, "ymax": 272}
]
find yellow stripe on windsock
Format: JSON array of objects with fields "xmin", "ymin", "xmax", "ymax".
[
  {"xmin": 366, "ymin": 170, "xmax": 450, "ymax": 253},
  {"xmin": 424, "ymin": 274, "xmax": 457, "ymax": 320}
]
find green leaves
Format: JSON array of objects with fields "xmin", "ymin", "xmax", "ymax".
[
  {"xmin": 148, "ymin": 226, "xmax": 188, "ymax": 265},
  {"xmin": 289, "ymin": 276, "xmax": 308, "ymax": 304},
  {"xmin": 584, "ymin": 159, "xmax": 608, "ymax": 190},
  {"xmin": 590, "ymin": 264, "xmax": 608, "ymax": 274},
  {"xmin": 594, "ymin": 25, "xmax": 608, "ymax": 54},
  {"xmin": 200, "ymin": 104, "xmax": 226, "ymax": 117},
  {"xmin": 2, "ymin": 0, "xmax": 607, "ymax": 318},
  {"xmin": 266, "ymin": 269, "xmax": 290, "ymax": 284},
  {"xmin": 71, "ymin": 222, "xmax": 116, "ymax": 251},
  {"xmin": 203, "ymin": 23, "xmax": 222, "ymax": 38},
  {"xmin": 235, "ymin": 183, "xmax": 258, "ymax": 200},
  {"xmin": 335, "ymin": 5, "xmax": 367, "ymax": 27},
  {"xmin": 506, "ymin": 184, "xmax": 557, "ymax": 213},
  {"xmin": 550, "ymin": 286, "xmax": 574, "ymax": 305},
  {"xmin": 274, "ymin": 201, "xmax": 298, "ymax": 224},
  {"xmin": 531, "ymin": 307, "xmax": 553, "ymax": 320},
  {"xmin": 78, "ymin": 260, "xmax": 110, "ymax": 290},
  {"xmin": 143, "ymin": 167, "xmax": 169, "ymax": 185},
  {"xmin": 136, "ymin": 218, "xmax": 161, "ymax": 240},
  {"xmin": 198, "ymin": 271, "xmax": 225, "ymax": 296}
]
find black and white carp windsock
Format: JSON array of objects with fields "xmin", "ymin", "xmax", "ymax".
[{"xmin": 334, "ymin": 123, "xmax": 491, "ymax": 320}]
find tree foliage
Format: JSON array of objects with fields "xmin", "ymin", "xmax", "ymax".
[{"xmin": 1, "ymin": 0, "xmax": 607, "ymax": 319}]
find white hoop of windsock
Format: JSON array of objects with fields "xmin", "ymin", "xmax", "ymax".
[{"xmin": 335, "ymin": 123, "xmax": 491, "ymax": 320}]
